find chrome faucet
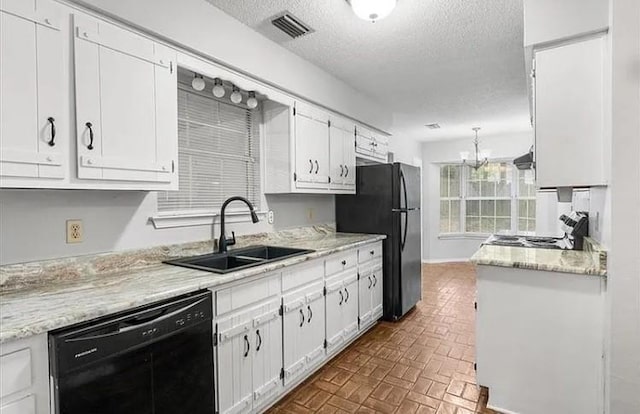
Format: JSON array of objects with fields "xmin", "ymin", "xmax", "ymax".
[{"xmin": 218, "ymin": 196, "xmax": 259, "ymax": 254}]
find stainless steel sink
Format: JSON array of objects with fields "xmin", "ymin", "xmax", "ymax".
[{"xmin": 163, "ymin": 245, "xmax": 314, "ymax": 274}]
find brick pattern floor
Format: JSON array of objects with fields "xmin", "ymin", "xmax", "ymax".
[{"xmin": 267, "ymin": 263, "xmax": 497, "ymax": 414}]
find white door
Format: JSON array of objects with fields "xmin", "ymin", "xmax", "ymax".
[
  {"xmin": 251, "ymin": 301, "xmax": 283, "ymax": 409},
  {"xmin": 303, "ymin": 288, "xmax": 326, "ymax": 367},
  {"xmin": 0, "ymin": 0, "xmax": 65, "ymax": 182},
  {"xmin": 342, "ymin": 126, "xmax": 356, "ymax": 188},
  {"xmin": 370, "ymin": 265, "xmax": 384, "ymax": 321},
  {"xmin": 329, "ymin": 123, "xmax": 344, "ymax": 187},
  {"xmin": 359, "ymin": 271, "xmax": 373, "ymax": 328},
  {"xmin": 534, "ymin": 36, "xmax": 606, "ymax": 187},
  {"xmin": 294, "ymin": 103, "xmax": 329, "ymax": 189},
  {"xmin": 282, "ymin": 291, "xmax": 307, "ymax": 385},
  {"xmin": 216, "ymin": 312, "xmax": 253, "ymax": 414},
  {"xmin": 325, "ymin": 277, "xmax": 345, "ymax": 354},
  {"xmin": 73, "ymin": 11, "xmax": 177, "ymax": 187},
  {"xmin": 355, "ymin": 126, "xmax": 374, "ymax": 158},
  {"xmin": 342, "ymin": 274, "xmax": 359, "ymax": 341}
]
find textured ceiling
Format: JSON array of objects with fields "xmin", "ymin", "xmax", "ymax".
[{"xmin": 206, "ymin": 0, "xmax": 530, "ymax": 142}]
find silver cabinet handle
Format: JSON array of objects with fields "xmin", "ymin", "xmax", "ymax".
[
  {"xmin": 256, "ymin": 329, "xmax": 262, "ymax": 352},
  {"xmin": 339, "ymin": 290, "xmax": 344, "ymax": 305},
  {"xmin": 340, "ymin": 165, "xmax": 344, "ymax": 177},
  {"xmin": 309, "ymin": 159, "xmax": 313, "ymax": 173},
  {"xmin": 299, "ymin": 309, "xmax": 305, "ymax": 327},
  {"xmin": 345, "ymin": 166, "xmax": 349, "ymax": 177},
  {"xmin": 307, "ymin": 305, "xmax": 313, "ymax": 323},
  {"xmin": 344, "ymin": 287, "xmax": 349, "ymax": 303},
  {"xmin": 368, "ymin": 276, "xmax": 373, "ymax": 289},
  {"xmin": 243, "ymin": 334, "xmax": 250, "ymax": 358},
  {"xmin": 373, "ymin": 274, "xmax": 377, "ymax": 287},
  {"xmin": 314, "ymin": 160, "xmax": 319, "ymax": 174}
]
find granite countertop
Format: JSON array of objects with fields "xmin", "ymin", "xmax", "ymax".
[
  {"xmin": 470, "ymin": 237, "xmax": 607, "ymax": 277},
  {"xmin": 0, "ymin": 226, "xmax": 385, "ymax": 344}
]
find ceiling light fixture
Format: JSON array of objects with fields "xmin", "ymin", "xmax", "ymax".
[
  {"xmin": 246, "ymin": 91, "xmax": 258, "ymax": 109},
  {"xmin": 461, "ymin": 127, "xmax": 489, "ymax": 170},
  {"xmin": 349, "ymin": 0, "xmax": 397, "ymax": 22},
  {"xmin": 191, "ymin": 74, "xmax": 205, "ymax": 91},
  {"xmin": 230, "ymin": 86, "xmax": 242, "ymax": 104},
  {"xmin": 212, "ymin": 78, "xmax": 225, "ymax": 98}
]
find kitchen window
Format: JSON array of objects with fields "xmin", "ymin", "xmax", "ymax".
[
  {"xmin": 156, "ymin": 74, "xmax": 261, "ymax": 221},
  {"xmin": 439, "ymin": 162, "xmax": 535, "ymax": 236}
]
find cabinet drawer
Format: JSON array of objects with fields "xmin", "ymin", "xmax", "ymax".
[
  {"xmin": 326, "ymin": 250, "xmax": 358, "ymax": 276},
  {"xmin": 359, "ymin": 243, "xmax": 382, "ymax": 264},
  {"xmin": 0, "ymin": 349, "xmax": 31, "ymax": 399},
  {"xmin": 282, "ymin": 260, "xmax": 324, "ymax": 292},
  {"xmin": 0, "ymin": 395, "xmax": 35, "ymax": 414},
  {"xmin": 216, "ymin": 273, "xmax": 281, "ymax": 316}
]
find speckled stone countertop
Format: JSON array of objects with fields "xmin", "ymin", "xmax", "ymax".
[
  {"xmin": 0, "ymin": 225, "xmax": 385, "ymax": 344},
  {"xmin": 470, "ymin": 237, "xmax": 607, "ymax": 277}
]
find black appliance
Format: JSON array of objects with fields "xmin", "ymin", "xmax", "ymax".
[
  {"xmin": 49, "ymin": 291, "xmax": 215, "ymax": 414},
  {"xmin": 560, "ymin": 211, "xmax": 589, "ymax": 250},
  {"xmin": 336, "ymin": 162, "xmax": 422, "ymax": 321}
]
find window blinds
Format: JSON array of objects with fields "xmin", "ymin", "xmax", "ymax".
[{"xmin": 157, "ymin": 85, "xmax": 261, "ymax": 214}]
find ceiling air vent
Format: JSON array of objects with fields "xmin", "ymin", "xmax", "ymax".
[
  {"xmin": 271, "ymin": 12, "xmax": 313, "ymax": 39},
  {"xmin": 425, "ymin": 123, "xmax": 441, "ymax": 130}
]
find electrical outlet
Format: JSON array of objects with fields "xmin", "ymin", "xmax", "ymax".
[
  {"xmin": 267, "ymin": 210, "xmax": 275, "ymax": 224},
  {"xmin": 66, "ymin": 220, "xmax": 83, "ymax": 243}
]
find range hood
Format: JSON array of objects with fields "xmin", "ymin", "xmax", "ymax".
[{"xmin": 514, "ymin": 146, "xmax": 535, "ymax": 170}]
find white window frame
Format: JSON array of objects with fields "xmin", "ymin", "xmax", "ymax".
[{"xmin": 438, "ymin": 161, "xmax": 536, "ymax": 239}]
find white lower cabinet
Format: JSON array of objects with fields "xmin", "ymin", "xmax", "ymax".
[
  {"xmin": 0, "ymin": 335, "xmax": 49, "ymax": 414},
  {"xmin": 216, "ymin": 298, "xmax": 283, "ymax": 414},
  {"xmin": 282, "ymin": 281, "xmax": 325, "ymax": 386},
  {"xmin": 358, "ymin": 262, "xmax": 384, "ymax": 329},
  {"xmin": 325, "ymin": 272, "xmax": 359, "ymax": 355}
]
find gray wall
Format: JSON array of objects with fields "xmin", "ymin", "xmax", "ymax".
[
  {"xmin": 0, "ymin": 190, "xmax": 334, "ymax": 264},
  {"xmin": 608, "ymin": 0, "xmax": 640, "ymax": 410}
]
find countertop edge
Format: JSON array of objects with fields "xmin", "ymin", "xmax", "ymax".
[{"xmin": 0, "ymin": 234, "xmax": 386, "ymax": 344}]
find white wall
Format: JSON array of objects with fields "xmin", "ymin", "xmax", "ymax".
[
  {"xmin": 421, "ymin": 131, "xmax": 533, "ymax": 262},
  {"xmin": 67, "ymin": 0, "xmax": 392, "ymax": 133},
  {"xmin": 0, "ymin": 191, "xmax": 334, "ymax": 265},
  {"xmin": 389, "ymin": 137, "xmax": 423, "ymax": 167},
  {"xmin": 523, "ymin": 0, "xmax": 609, "ymax": 46},
  {"xmin": 607, "ymin": 0, "xmax": 640, "ymax": 410}
]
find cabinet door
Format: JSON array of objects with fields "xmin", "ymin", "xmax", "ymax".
[
  {"xmin": 0, "ymin": 0, "xmax": 65, "ymax": 182},
  {"xmin": 73, "ymin": 11, "xmax": 177, "ymax": 187},
  {"xmin": 217, "ymin": 312, "xmax": 253, "ymax": 414},
  {"xmin": 535, "ymin": 36, "xmax": 606, "ymax": 187},
  {"xmin": 359, "ymin": 272, "xmax": 373, "ymax": 328},
  {"xmin": 342, "ymin": 126, "xmax": 356, "ymax": 187},
  {"xmin": 251, "ymin": 301, "xmax": 282, "ymax": 409},
  {"xmin": 329, "ymin": 123, "xmax": 345, "ymax": 187},
  {"xmin": 342, "ymin": 274, "xmax": 359, "ymax": 341},
  {"xmin": 0, "ymin": 395, "xmax": 35, "ymax": 414},
  {"xmin": 294, "ymin": 103, "xmax": 329, "ymax": 188},
  {"xmin": 325, "ymin": 277, "xmax": 345, "ymax": 354},
  {"xmin": 282, "ymin": 292, "xmax": 307, "ymax": 385},
  {"xmin": 370, "ymin": 266, "xmax": 384, "ymax": 321},
  {"xmin": 303, "ymin": 288, "xmax": 326, "ymax": 368}
]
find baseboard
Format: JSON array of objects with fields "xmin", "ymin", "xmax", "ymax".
[{"xmin": 422, "ymin": 258, "xmax": 470, "ymax": 264}]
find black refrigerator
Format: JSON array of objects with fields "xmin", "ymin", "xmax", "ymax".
[{"xmin": 336, "ymin": 162, "xmax": 422, "ymax": 321}]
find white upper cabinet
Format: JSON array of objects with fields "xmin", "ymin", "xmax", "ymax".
[
  {"xmin": 523, "ymin": 0, "xmax": 609, "ymax": 47},
  {"xmin": 329, "ymin": 117, "xmax": 356, "ymax": 191},
  {"xmin": 263, "ymin": 100, "xmax": 357, "ymax": 194},
  {"xmin": 73, "ymin": 11, "xmax": 178, "ymax": 188},
  {"xmin": 534, "ymin": 35, "xmax": 607, "ymax": 188},
  {"xmin": 293, "ymin": 102, "xmax": 330, "ymax": 189},
  {"xmin": 355, "ymin": 125, "xmax": 389, "ymax": 163},
  {"xmin": 0, "ymin": 0, "xmax": 66, "ymax": 186}
]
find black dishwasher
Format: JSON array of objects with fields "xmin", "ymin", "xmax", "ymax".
[{"xmin": 49, "ymin": 290, "xmax": 215, "ymax": 414}]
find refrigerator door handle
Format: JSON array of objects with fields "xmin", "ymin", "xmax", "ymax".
[
  {"xmin": 401, "ymin": 209, "xmax": 409, "ymax": 252},
  {"xmin": 392, "ymin": 208, "xmax": 418, "ymax": 212}
]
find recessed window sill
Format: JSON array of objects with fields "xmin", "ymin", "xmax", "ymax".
[
  {"xmin": 438, "ymin": 233, "xmax": 491, "ymax": 240},
  {"xmin": 150, "ymin": 210, "xmax": 267, "ymax": 229}
]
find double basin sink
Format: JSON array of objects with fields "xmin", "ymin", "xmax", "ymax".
[{"xmin": 164, "ymin": 245, "xmax": 314, "ymax": 274}]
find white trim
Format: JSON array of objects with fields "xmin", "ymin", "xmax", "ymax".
[
  {"xmin": 150, "ymin": 210, "xmax": 267, "ymax": 229},
  {"xmin": 486, "ymin": 404, "xmax": 520, "ymax": 414},
  {"xmin": 438, "ymin": 233, "xmax": 489, "ymax": 240},
  {"xmin": 422, "ymin": 258, "xmax": 471, "ymax": 264}
]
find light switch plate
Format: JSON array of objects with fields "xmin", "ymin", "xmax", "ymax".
[{"xmin": 66, "ymin": 220, "xmax": 83, "ymax": 243}]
